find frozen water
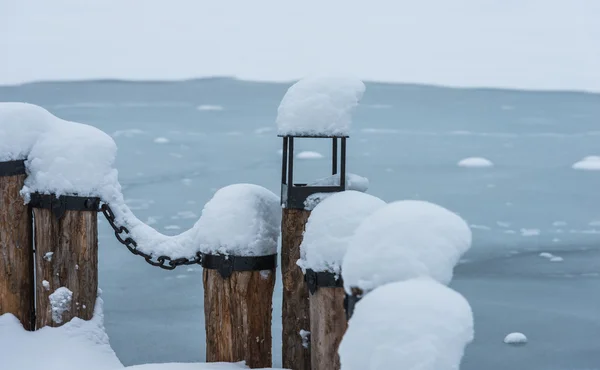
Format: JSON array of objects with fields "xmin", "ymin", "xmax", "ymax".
[
  {"xmin": 504, "ymin": 332, "xmax": 528, "ymax": 345},
  {"xmin": 458, "ymin": 157, "xmax": 494, "ymax": 168},
  {"xmin": 1, "ymin": 79, "xmax": 599, "ymax": 370},
  {"xmin": 572, "ymin": 156, "xmax": 600, "ymax": 170}
]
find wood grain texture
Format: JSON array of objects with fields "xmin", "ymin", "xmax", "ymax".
[
  {"xmin": 0, "ymin": 174, "xmax": 34, "ymax": 330},
  {"xmin": 34, "ymin": 208, "xmax": 98, "ymax": 328},
  {"xmin": 309, "ymin": 287, "xmax": 347, "ymax": 370},
  {"xmin": 281, "ymin": 208, "xmax": 312, "ymax": 370},
  {"xmin": 203, "ymin": 268, "xmax": 276, "ymax": 368}
]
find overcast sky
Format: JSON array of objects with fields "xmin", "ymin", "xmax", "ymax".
[{"xmin": 1, "ymin": 0, "xmax": 599, "ymax": 91}]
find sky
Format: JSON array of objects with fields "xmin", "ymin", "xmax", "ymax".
[{"xmin": 1, "ymin": 0, "xmax": 599, "ymax": 91}]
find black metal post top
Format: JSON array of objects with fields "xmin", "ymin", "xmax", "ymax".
[
  {"xmin": 304, "ymin": 268, "xmax": 344, "ymax": 295},
  {"xmin": 29, "ymin": 193, "xmax": 101, "ymax": 220},
  {"xmin": 0, "ymin": 159, "xmax": 26, "ymax": 177},
  {"xmin": 200, "ymin": 252, "xmax": 278, "ymax": 279}
]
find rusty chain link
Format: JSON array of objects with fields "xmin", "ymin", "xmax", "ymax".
[{"xmin": 101, "ymin": 203, "xmax": 201, "ymax": 270}]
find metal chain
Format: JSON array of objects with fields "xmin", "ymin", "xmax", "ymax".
[{"xmin": 100, "ymin": 203, "xmax": 201, "ymax": 270}]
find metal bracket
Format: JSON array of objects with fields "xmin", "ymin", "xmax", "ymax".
[
  {"xmin": 0, "ymin": 160, "xmax": 26, "ymax": 177},
  {"xmin": 344, "ymin": 293, "xmax": 362, "ymax": 320},
  {"xmin": 29, "ymin": 193, "xmax": 100, "ymax": 220},
  {"xmin": 200, "ymin": 253, "xmax": 278, "ymax": 279},
  {"xmin": 304, "ymin": 269, "xmax": 343, "ymax": 295}
]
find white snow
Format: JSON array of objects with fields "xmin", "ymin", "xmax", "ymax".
[
  {"xmin": 44, "ymin": 252, "xmax": 54, "ymax": 261},
  {"xmin": 299, "ymin": 330, "xmax": 311, "ymax": 349},
  {"xmin": 42, "ymin": 280, "xmax": 50, "ymax": 290},
  {"xmin": 550, "ymin": 256, "xmax": 564, "ymax": 262},
  {"xmin": 572, "ymin": 156, "xmax": 600, "ymax": 171},
  {"xmin": 165, "ymin": 225, "xmax": 181, "ymax": 230},
  {"xmin": 539, "ymin": 252, "xmax": 554, "ymax": 259},
  {"xmin": 193, "ymin": 184, "xmax": 281, "ymax": 256},
  {"xmin": 1, "ymin": 292, "xmax": 122, "ymax": 370},
  {"xmin": 154, "ymin": 137, "xmax": 170, "ymax": 144},
  {"xmin": 276, "ymin": 76, "xmax": 365, "ymax": 136},
  {"xmin": 296, "ymin": 151, "xmax": 324, "ymax": 159},
  {"xmin": 520, "ymin": 228, "xmax": 540, "ymax": 237},
  {"xmin": 504, "ymin": 332, "xmax": 528, "ymax": 345},
  {"xmin": 342, "ymin": 200, "xmax": 472, "ymax": 293},
  {"xmin": 298, "ymin": 191, "xmax": 386, "ymax": 274},
  {"xmin": 50, "ymin": 287, "xmax": 73, "ymax": 324},
  {"xmin": 338, "ymin": 278, "xmax": 474, "ymax": 370},
  {"xmin": 0, "ymin": 103, "xmax": 54, "ymax": 161},
  {"xmin": 303, "ymin": 174, "xmax": 370, "ymax": 210},
  {"xmin": 457, "ymin": 157, "xmax": 494, "ymax": 168},
  {"xmin": 126, "ymin": 364, "xmax": 248, "ymax": 370},
  {"xmin": 197, "ymin": 105, "xmax": 224, "ymax": 111}
]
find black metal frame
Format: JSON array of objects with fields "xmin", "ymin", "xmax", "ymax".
[
  {"xmin": 280, "ymin": 134, "xmax": 348, "ymax": 209},
  {"xmin": 304, "ymin": 268, "xmax": 343, "ymax": 295},
  {"xmin": 200, "ymin": 253, "xmax": 278, "ymax": 279},
  {"xmin": 0, "ymin": 159, "xmax": 26, "ymax": 177},
  {"xmin": 343, "ymin": 293, "xmax": 362, "ymax": 320}
]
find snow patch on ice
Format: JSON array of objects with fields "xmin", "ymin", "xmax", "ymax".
[
  {"xmin": 296, "ymin": 151, "xmax": 324, "ymax": 159},
  {"xmin": 339, "ymin": 278, "xmax": 474, "ymax": 370},
  {"xmin": 342, "ymin": 200, "xmax": 472, "ymax": 293},
  {"xmin": 112, "ymin": 129, "xmax": 145, "ymax": 138},
  {"xmin": 153, "ymin": 137, "xmax": 170, "ymax": 144},
  {"xmin": 550, "ymin": 256, "xmax": 564, "ymax": 262},
  {"xmin": 572, "ymin": 156, "xmax": 600, "ymax": 171},
  {"xmin": 276, "ymin": 76, "xmax": 365, "ymax": 136},
  {"xmin": 254, "ymin": 127, "xmax": 273, "ymax": 135},
  {"xmin": 520, "ymin": 228, "xmax": 540, "ymax": 237},
  {"xmin": 504, "ymin": 332, "xmax": 527, "ymax": 345},
  {"xmin": 299, "ymin": 191, "xmax": 385, "ymax": 274},
  {"xmin": 457, "ymin": 157, "xmax": 494, "ymax": 168},
  {"xmin": 197, "ymin": 104, "xmax": 224, "ymax": 111}
]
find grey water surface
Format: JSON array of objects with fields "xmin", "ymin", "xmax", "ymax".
[{"xmin": 1, "ymin": 78, "xmax": 599, "ymax": 369}]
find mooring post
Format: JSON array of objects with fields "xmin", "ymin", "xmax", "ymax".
[
  {"xmin": 31, "ymin": 193, "xmax": 100, "ymax": 328},
  {"xmin": 280, "ymin": 136, "xmax": 349, "ymax": 370},
  {"xmin": 202, "ymin": 254, "xmax": 277, "ymax": 368},
  {"xmin": 0, "ymin": 159, "xmax": 34, "ymax": 330}
]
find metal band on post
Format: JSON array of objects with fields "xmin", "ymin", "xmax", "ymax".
[
  {"xmin": 29, "ymin": 193, "xmax": 100, "ymax": 220},
  {"xmin": 343, "ymin": 294, "xmax": 362, "ymax": 321},
  {"xmin": 304, "ymin": 269, "xmax": 343, "ymax": 295},
  {"xmin": 0, "ymin": 160, "xmax": 26, "ymax": 177},
  {"xmin": 200, "ymin": 253, "xmax": 278, "ymax": 279}
]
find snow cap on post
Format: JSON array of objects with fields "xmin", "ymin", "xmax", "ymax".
[
  {"xmin": 194, "ymin": 184, "xmax": 281, "ymax": 256},
  {"xmin": 342, "ymin": 200, "xmax": 472, "ymax": 294},
  {"xmin": 0, "ymin": 103, "xmax": 53, "ymax": 161},
  {"xmin": 338, "ymin": 278, "xmax": 474, "ymax": 370},
  {"xmin": 298, "ymin": 190, "xmax": 385, "ymax": 275},
  {"xmin": 276, "ymin": 75, "xmax": 366, "ymax": 137}
]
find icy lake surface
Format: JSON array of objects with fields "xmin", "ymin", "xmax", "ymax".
[{"xmin": 1, "ymin": 79, "xmax": 599, "ymax": 370}]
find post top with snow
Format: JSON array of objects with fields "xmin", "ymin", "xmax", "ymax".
[
  {"xmin": 276, "ymin": 75, "xmax": 365, "ymax": 137},
  {"xmin": 193, "ymin": 184, "xmax": 281, "ymax": 257},
  {"xmin": 298, "ymin": 191, "xmax": 385, "ymax": 275},
  {"xmin": 341, "ymin": 200, "xmax": 472, "ymax": 294},
  {"xmin": 338, "ymin": 278, "xmax": 474, "ymax": 370}
]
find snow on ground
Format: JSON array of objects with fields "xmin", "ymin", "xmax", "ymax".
[
  {"xmin": 295, "ymin": 151, "xmax": 323, "ymax": 159},
  {"xmin": 338, "ymin": 278, "xmax": 474, "ymax": 370},
  {"xmin": 196, "ymin": 105, "xmax": 224, "ymax": 111},
  {"xmin": 193, "ymin": 184, "xmax": 281, "ymax": 256},
  {"xmin": 457, "ymin": 157, "xmax": 494, "ymax": 168},
  {"xmin": 504, "ymin": 332, "xmax": 528, "ymax": 345},
  {"xmin": 50, "ymin": 287, "xmax": 74, "ymax": 324},
  {"xmin": 572, "ymin": 156, "xmax": 600, "ymax": 170},
  {"xmin": 298, "ymin": 191, "xmax": 385, "ymax": 274},
  {"xmin": 1, "ymin": 295, "xmax": 123, "ymax": 370},
  {"xmin": 276, "ymin": 76, "xmax": 365, "ymax": 136},
  {"xmin": 342, "ymin": 200, "xmax": 472, "ymax": 293}
]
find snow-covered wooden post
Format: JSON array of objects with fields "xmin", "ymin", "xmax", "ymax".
[
  {"xmin": 298, "ymin": 191, "xmax": 384, "ymax": 370},
  {"xmin": 196, "ymin": 184, "xmax": 280, "ymax": 368},
  {"xmin": 277, "ymin": 76, "xmax": 366, "ymax": 370},
  {"xmin": 341, "ymin": 200, "xmax": 473, "ymax": 319},
  {"xmin": 0, "ymin": 159, "xmax": 34, "ymax": 330}
]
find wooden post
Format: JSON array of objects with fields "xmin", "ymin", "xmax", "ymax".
[
  {"xmin": 203, "ymin": 267, "xmax": 276, "ymax": 368},
  {"xmin": 281, "ymin": 208, "xmax": 312, "ymax": 370},
  {"xmin": 33, "ymin": 196, "xmax": 98, "ymax": 328},
  {"xmin": 310, "ymin": 287, "xmax": 347, "ymax": 370},
  {"xmin": 0, "ymin": 160, "xmax": 34, "ymax": 330}
]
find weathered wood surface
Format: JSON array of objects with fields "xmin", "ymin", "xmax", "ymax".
[
  {"xmin": 309, "ymin": 287, "xmax": 347, "ymax": 370},
  {"xmin": 203, "ymin": 268, "xmax": 276, "ymax": 368},
  {"xmin": 34, "ymin": 208, "xmax": 98, "ymax": 328},
  {"xmin": 0, "ymin": 173, "xmax": 34, "ymax": 330},
  {"xmin": 281, "ymin": 208, "xmax": 312, "ymax": 370}
]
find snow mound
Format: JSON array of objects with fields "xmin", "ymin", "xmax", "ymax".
[
  {"xmin": 342, "ymin": 200, "xmax": 472, "ymax": 293},
  {"xmin": 50, "ymin": 287, "xmax": 73, "ymax": 324},
  {"xmin": 0, "ymin": 103, "xmax": 54, "ymax": 161},
  {"xmin": 298, "ymin": 191, "xmax": 385, "ymax": 274},
  {"xmin": 296, "ymin": 151, "xmax": 324, "ymax": 159},
  {"xmin": 193, "ymin": 184, "xmax": 281, "ymax": 256},
  {"xmin": 457, "ymin": 157, "xmax": 494, "ymax": 168},
  {"xmin": 154, "ymin": 137, "xmax": 170, "ymax": 144},
  {"xmin": 339, "ymin": 278, "xmax": 474, "ymax": 370},
  {"xmin": 572, "ymin": 156, "xmax": 600, "ymax": 171},
  {"xmin": 303, "ymin": 173, "xmax": 370, "ymax": 210},
  {"xmin": 0, "ymin": 295, "xmax": 123, "ymax": 370},
  {"xmin": 276, "ymin": 76, "xmax": 365, "ymax": 136},
  {"xmin": 504, "ymin": 332, "xmax": 527, "ymax": 345}
]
